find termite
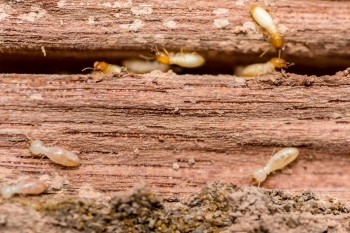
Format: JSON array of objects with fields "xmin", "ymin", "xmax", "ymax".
[
  {"xmin": 143, "ymin": 48, "xmax": 205, "ymax": 68},
  {"xmin": 122, "ymin": 59, "xmax": 170, "ymax": 74},
  {"xmin": 253, "ymin": 147, "xmax": 299, "ymax": 186},
  {"xmin": 29, "ymin": 139, "xmax": 81, "ymax": 166},
  {"xmin": 240, "ymin": 57, "xmax": 292, "ymax": 77},
  {"xmin": 1, "ymin": 178, "xmax": 47, "ymax": 198},
  {"xmin": 250, "ymin": 5, "xmax": 284, "ymax": 58},
  {"xmin": 82, "ymin": 61, "xmax": 121, "ymax": 74}
]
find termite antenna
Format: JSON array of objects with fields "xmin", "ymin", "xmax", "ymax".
[
  {"xmin": 82, "ymin": 67, "xmax": 94, "ymax": 72},
  {"xmin": 278, "ymin": 49, "xmax": 281, "ymax": 59},
  {"xmin": 286, "ymin": 62, "xmax": 295, "ymax": 67},
  {"xmin": 162, "ymin": 48, "xmax": 169, "ymax": 55},
  {"xmin": 259, "ymin": 46, "xmax": 272, "ymax": 57},
  {"xmin": 139, "ymin": 54, "xmax": 155, "ymax": 60},
  {"xmin": 23, "ymin": 133, "xmax": 31, "ymax": 141},
  {"xmin": 281, "ymin": 62, "xmax": 295, "ymax": 74},
  {"xmin": 23, "ymin": 133, "xmax": 35, "ymax": 148}
]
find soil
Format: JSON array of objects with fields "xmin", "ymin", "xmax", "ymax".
[{"xmin": 1, "ymin": 181, "xmax": 350, "ymax": 233}]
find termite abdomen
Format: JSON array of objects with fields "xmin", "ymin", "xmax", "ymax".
[{"xmin": 1, "ymin": 178, "xmax": 47, "ymax": 198}]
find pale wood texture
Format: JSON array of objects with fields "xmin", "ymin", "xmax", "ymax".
[
  {"xmin": 0, "ymin": 0, "xmax": 349, "ymax": 61},
  {"xmin": 1, "ymin": 71, "xmax": 350, "ymax": 202}
]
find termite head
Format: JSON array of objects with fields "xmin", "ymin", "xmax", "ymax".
[
  {"xmin": 29, "ymin": 139, "xmax": 45, "ymax": 155},
  {"xmin": 252, "ymin": 168, "xmax": 267, "ymax": 183},
  {"xmin": 249, "ymin": 4, "xmax": 259, "ymax": 13},
  {"xmin": 150, "ymin": 47, "xmax": 170, "ymax": 64},
  {"xmin": 82, "ymin": 61, "xmax": 109, "ymax": 73},
  {"xmin": 93, "ymin": 61, "xmax": 109, "ymax": 72},
  {"xmin": 270, "ymin": 34, "xmax": 284, "ymax": 50},
  {"xmin": 1, "ymin": 186, "xmax": 17, "ymax": 198},
  {"xmin": 270, "ymin": 57, "xmax": 288, "ymax": 68}
]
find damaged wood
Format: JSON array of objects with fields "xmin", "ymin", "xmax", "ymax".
[
  {"xmin": 1, "ymin": 71, "xmax": 350, "ymax": 202},
  {"xmin": 0, "ymin": 0, "xmax": 349, "ymax": 231},
  {"xmin": 0, "ymin": 0, "xmax": 349, "ymax": 59}
]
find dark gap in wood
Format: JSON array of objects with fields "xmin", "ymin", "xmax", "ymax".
[{"xmin": 0, "ymin": 49, "xmax": 348, "ymax": 76}]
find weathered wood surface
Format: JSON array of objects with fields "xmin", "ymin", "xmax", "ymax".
[
  {"xmin": 0, "ymin": 0, "xmax": 349, "ymax": 60},
  {"xmin": 1, "ymin": 71, "xmax": 350, "ymax": 201}
]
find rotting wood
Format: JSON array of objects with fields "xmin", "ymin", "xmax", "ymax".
[
  {"xmin": 1, "ymin": 70, "xmax": 350, "ymax": 203},
  {"xmin": 0, "ymin": 0, "xmax": 349, "ymax": 60}
]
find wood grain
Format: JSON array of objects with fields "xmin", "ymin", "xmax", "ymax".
[
  {"xmin": 1, "ymin": 1, "xmax": 350, "ymax": 231},
  {"xmin": 1, "ymin": 71, "xmax": 350, "ymax": 201},
  {"xmin": 0, "ymin": 0, "xmax": 349, "ymax": 59}
]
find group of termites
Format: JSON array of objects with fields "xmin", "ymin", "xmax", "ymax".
[
  {"xmin": 1, "ymin": 140, "xmax": 81, "ymax": 198},
  {"xmin": 83, "ymin": 4, "xmax": 291, "ymax": 77},
  {"xmin": 1, "ymin": 4, "xmax": 298, "ymax": 199},
  {"xmin": 242, "ymin": 4, "xmax": 294, "ymax": 77},
  {"xmin": 1, "ymin": 141, "xmax": 300, "ymax": 197},
  {"xmin": 82, "ymin": 47, "xmax": 206, "ymax": 75}
]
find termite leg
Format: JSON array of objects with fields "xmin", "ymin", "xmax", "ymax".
[
  {"xmin": 153, "ymin": 47, "xmax": 160, "ymax": 54},
  {"xmin": 269, "ymin": 148, "xmax": 276, "ymax": 159},
  {"xmin": 273, "ymin": 18, "xmax": 280, "ymax": 25},
  {"xmin": 281, "ymin": 69, "xmax": 288, "ymax": 78}
]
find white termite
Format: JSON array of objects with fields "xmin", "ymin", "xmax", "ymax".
[
  {"xmin": 240, "ymin": 57, "xmax": 290, "ymax": 77},
  {"xmin": 82, "ymin": 61, "xmax": 121, "ymax": 74},
  {"xmin": 253, "ymin": 147, "xmax": 299, "ymax": 186},
  {"xmin": 122, "ymin": 59, "xmax": 170, "ymax": 74},
  {"xmin": 1, "ymin": 178, "xmax": 47, "ymax": 198},
  {"xmin": 29, "ymin": 139, "xmax": 81, "ymax": 166},
  {"xmin": 149, "ymin": 47, "xmax": 205, "ymax": 68},
  {"xmin": 250, "ymin": 5, "xmax": 284, "ymax": 58}
]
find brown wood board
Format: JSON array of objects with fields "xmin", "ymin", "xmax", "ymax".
[
  {"xmin": 0, "ymin": 0, "xmax": 349, "ymax": 59},
  {"xmin": 1, "ymin": 71, "xmax": 350, "ymax": 202}
]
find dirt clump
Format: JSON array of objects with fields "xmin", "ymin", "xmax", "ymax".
[
  {"xmin": 39, "ymin": 181, "xmax": 235, "ymax": 233},
  {"xmin": 226, "ymin": 187, "xmax": 349, "ymax": 232},
  {"xmin": 2, "ymin": 182, "xmax": 350, "ymax": 232}
]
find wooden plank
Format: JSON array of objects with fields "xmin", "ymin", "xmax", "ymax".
[
  {"xmin": 1, "ymin": 71, "xmax": 350, "ymax": 202},
  {"xmin": 0, "ymin": 0, "xmax": 349, "ymax": 59}
]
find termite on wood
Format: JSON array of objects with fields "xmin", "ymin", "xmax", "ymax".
[
  {"xmin": 1, "ymin": 178, "xmax": 47, "ymax": 198},
  {"xmin": 122, "ymin": 59, "xmax": 170, "ymax": 74},
  {"xmin": 143, "ymin": 48, "xmax": 205, "ymax": 68},
  {"xmin": 82, "ymin": 61, "xmax": 121, "ymax": 74},
  {"xmin": 29, "ymin": 139, "xmax": 81, "ymax": 166},
  {"xmin": 239, "ymin": 57, "xmax": 291, "ymax": 77},
  {"xmin": 250, "ymin": 4, "xmax": 284, "ymax": 58},
  {"xmin": 253, "ymin": 147, "xmax": 299, "ymax": 186}
]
